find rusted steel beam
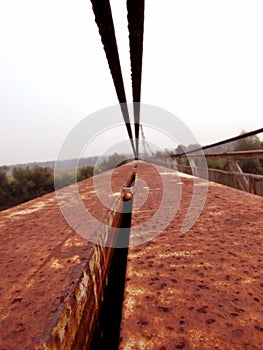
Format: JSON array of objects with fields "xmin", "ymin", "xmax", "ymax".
[
  {"xmin": 89, "ymin": 0, "xmax": 136, "ymax": 157},
  {"xmin": 0, "ymin": 163, "xmax": 136, "ymax": 349},
  {"xmin": 127, "ymin": 0, "xmax": 145, "ymax": 157},
  {"xmin": 176, "ymin": 164, "xmax": 263, "ymax": 196},
  {"xmin": 227, "ymin": 160, "xmax": 250, "ymax": 192},
  {"xmin": 120, "ymin": 162, "xmax": 263, "ymax": 349}
]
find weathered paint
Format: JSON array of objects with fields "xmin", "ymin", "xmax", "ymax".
[
  {"xmin": 120, "ymin": 161, "xmax": 263, "ymax": 350},
  {"xmin": 0, "ymin": 163, "xmax": 135, "ymax": 350}
]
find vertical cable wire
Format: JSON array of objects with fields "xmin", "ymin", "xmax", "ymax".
[
  {"xmin": 127, "ymin": 0, "xmax": 145, "ymax": 158},
  {"xmin": 90, "ymin": 0, "xmax": 136, "ymax": 157}
]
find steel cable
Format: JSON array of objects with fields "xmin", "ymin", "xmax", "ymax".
[
  {"xmin": 127, "ymin": 0, "xmax": 145, "ymax": 158},
  {"xmin": 90, "ymin": 0, "xmax": 136, "ymax": 157}
]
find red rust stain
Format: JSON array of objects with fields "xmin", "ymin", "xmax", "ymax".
[
  {"xmin": 0, "ymin": 163, "xmax": 135, "ymax": 350},
  {"xmin": 120, "ymin": 161, "xmax": 263, "ymax": 350}
]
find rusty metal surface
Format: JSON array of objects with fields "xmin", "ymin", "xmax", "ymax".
[
  {"xmin": 0, "ymin": 163, "xmax": 135, "ymax": 350},
  {"xmin": 120, "ymin": 161, "xmax": 263, "ymax": 349}
]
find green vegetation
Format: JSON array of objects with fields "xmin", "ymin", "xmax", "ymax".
[
  {"xmin": 206, "ymin": 158, "xmax": 227, "ymax": 170},
  {"xmin": 0, "ymin": 166, "xmax": 11, "ymax": 210},
  {"xmin": 95, "ymin": 153, "xmax": 128, "ymax": 173},
  {"xmin": 0, "ymin": 165, "xmax": 94, "ymax": 211},
  {"xmin": 234, "ymin": 131, "xmax": 263, "ymax": 174},
  {"xmin": 77, "ymin": 166, "xmax": 94, "ymax": 182},
  {"xmin": 0, "ymin": 154, "xmax": 131, "ymax": 211},
  {"xmin": 54, "ymin": 172, "xmax": 76, "ymax": 189},
  {"xmin": 0, "ymin": 165, "xmax": 54, "ymax": 211}
]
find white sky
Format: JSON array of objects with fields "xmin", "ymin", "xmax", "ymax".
[{"xmin": 0, "ymin": 0, "xmax": 263, "ymax": 165}]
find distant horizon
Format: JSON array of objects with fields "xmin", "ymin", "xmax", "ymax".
[
  {"xmin": 2, "ymin": 128, "xmax": 262, "ymax": 168},
  {"xmin": 1, "ymin": 123, "xmax": 262, "ymax": 167}
]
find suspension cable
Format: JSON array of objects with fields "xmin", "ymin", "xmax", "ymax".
[
  {"xmin": 140, "ymin": 124, "xmax": 155, "ymax": 156},
  {"xmin": 90, "ymin": 0, "xmax": 136, "ymax": 157},
  {"xmin": 127, "ymin": 0, "xmax": 145, "ymax": 159},
  {"xmin": 175, "ymin": 127, "xmax": 263, "ymax": 156}
]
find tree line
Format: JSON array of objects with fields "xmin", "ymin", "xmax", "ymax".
[
  {"xmin": 0, "ymin": 165, "xmax": 94, "ymax": 211},
  {"xmin": 1, "ymin": 136, "xmax": 261, "ymax": 212},
  {"xmin": 0, "ymin": 153, "xmax": 129, "ymax": 212}
]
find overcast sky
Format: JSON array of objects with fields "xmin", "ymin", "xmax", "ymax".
[{"xmin": 0, "ymin": 0, "xmax": 263, "ymax": 165}]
